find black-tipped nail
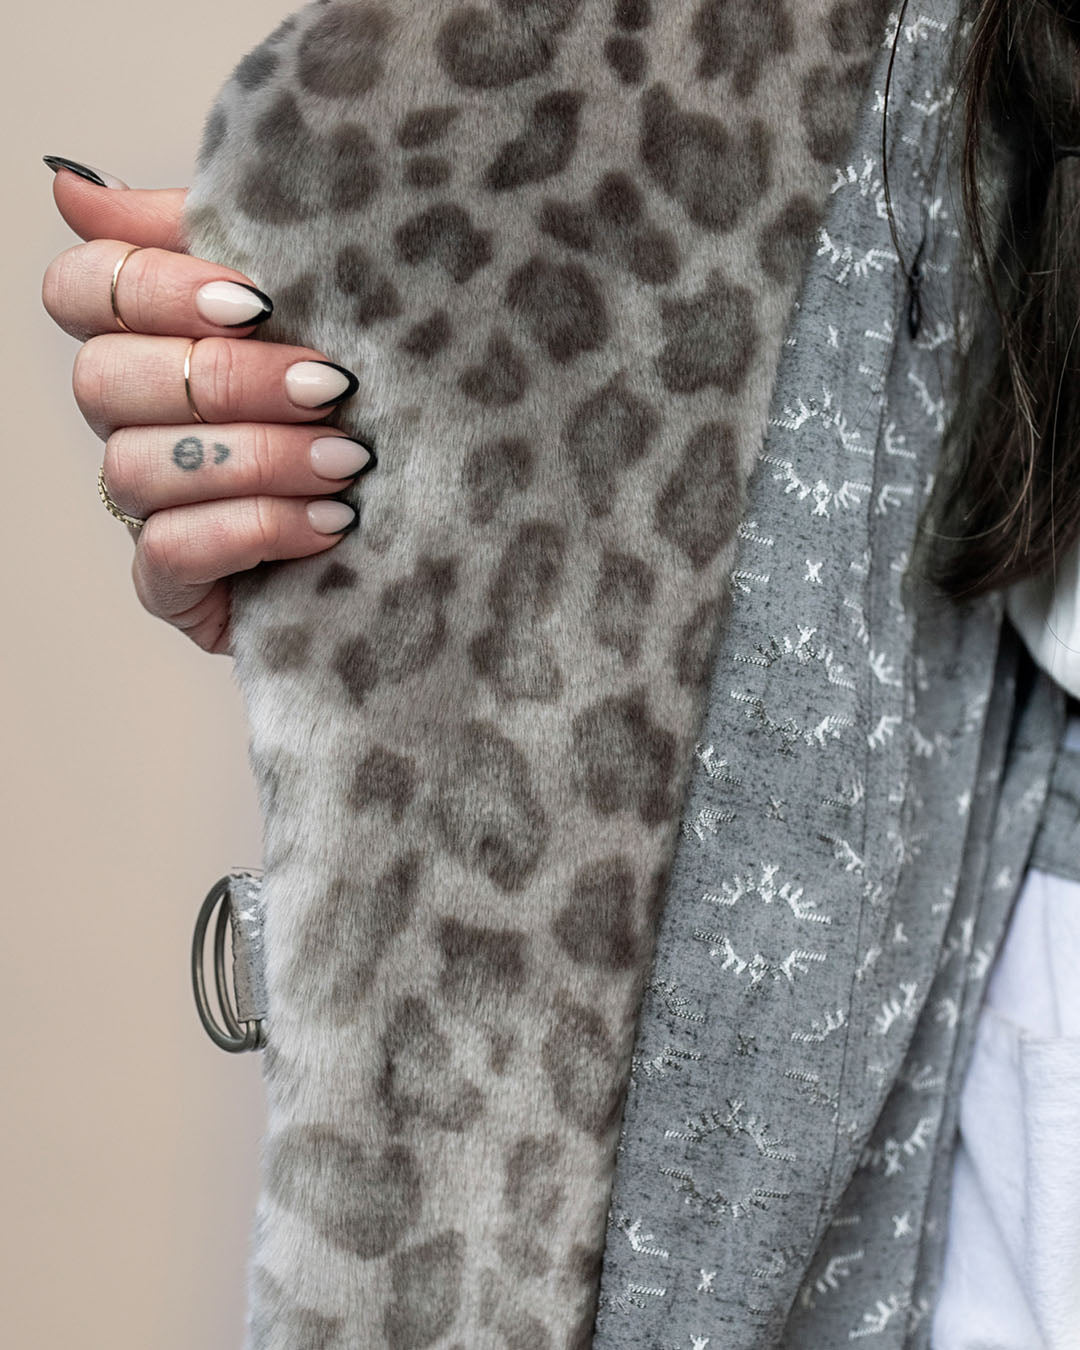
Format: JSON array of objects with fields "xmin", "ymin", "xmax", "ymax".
[
  {"xmin": 310, "ymin": 361, "xmax": 361, "ymax": 409},
  {"xmin": 331, "ymin": 505, "xmax": 362, "ymax": 536},
  {"xmin": 346, "ymin": 445, "xmax": 378, "ymax": 479},
  {"xmin": 43, "ymin": 155, "xmax": 108, "ymax": 187},
  {"xmin": 222, "ymin": 284, "xmax": 275, "ymax": 328}
]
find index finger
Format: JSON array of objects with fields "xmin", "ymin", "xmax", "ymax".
[
  {"xmin": 48, "ymin": 160, "xmax": 191, "ymax": 252},
  {"xmin": 43, "ymin": 239, "xmax": 274, "ymax": 342}
]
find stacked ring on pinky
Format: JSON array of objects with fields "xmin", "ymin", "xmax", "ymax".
[{"xmin": 97, "ymin": 462, "xmax": 146, "ymax": 529}]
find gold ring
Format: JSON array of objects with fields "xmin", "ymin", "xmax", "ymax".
[
  {"xmin": 97, "ymin": 463, "xmax": 146, "ymax": 530},
  {"xmin": 184, "ymin": 338, "xmax": 206, "ymax": 424},
  {"xmin": 110, "ymin": 245, "xmax": 143, "ymax": 333}
]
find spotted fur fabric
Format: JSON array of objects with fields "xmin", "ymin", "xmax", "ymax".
[{"xmin": 183, "ymin": 3, "xmax": 889, "ymax": 1345}]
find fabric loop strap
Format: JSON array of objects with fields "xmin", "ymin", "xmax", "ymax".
[{"xmin": 1029, "ymin": 743, "xmax": 1080, "ymax": 882}]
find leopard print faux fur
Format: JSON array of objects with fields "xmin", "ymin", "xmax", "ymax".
[{"xmin": 183, "ymin": 2, "xmax": 889, "ymax": 1345}]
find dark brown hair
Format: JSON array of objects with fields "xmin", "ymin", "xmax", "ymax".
[{"xmin": 896, "ymin": 0, "xmax": 1080, "ymax": 598}]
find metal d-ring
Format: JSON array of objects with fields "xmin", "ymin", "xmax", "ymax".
[{"xmin": 191, "ymin": 875, "xmax": 265, "ymax": 1053}]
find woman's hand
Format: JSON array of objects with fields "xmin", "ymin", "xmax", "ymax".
[{"xmin": 41, "ymin": 161, "xmax": 374, "ymax": 655}]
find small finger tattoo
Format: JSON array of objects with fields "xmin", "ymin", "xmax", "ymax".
[
  {"xmin": 173, "ymin": 436, "xmax": 205, "ymax": 471},
  {"xmin": 172, "ymin": 437, "xmax": 232, "ymax": 470}
]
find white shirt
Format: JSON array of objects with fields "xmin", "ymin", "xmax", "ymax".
[
  {"xmin": 1004, "ymin": 532, "xmax": 1080, "ymax": 702},
  {"xmin": 932, "ymin": 553, "xmax": 1080, "ymax": 1349}
]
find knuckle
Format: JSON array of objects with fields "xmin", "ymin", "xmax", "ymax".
[
  {"xmin": 71, "ymin": 337, "xmax": 110, "ymax": 413},
  {"xmin": 246, "ymin": 425, "xmax": 279, "ymax": 495},
  {"xmin": 130, "ymin": 545, "xmax": 159, "ymax": 618},
  {"xmin": 126, "ymin": 248, "xmax": 180, "ymax": 331},
  {"xmin": 102, "ymin": 431, "xmax": 150, "ymax": 519},
  {"xmin": 41, "ymin": 245, "xmax": 84, "ymax": 325},
  {"xmin": 196, "ymin": 337, "xmax": 243, "ymax": 421},
  {"xmin": 40, "ymin": 254, "xmax": 66, "ymax": 321},
  {"xmin": 248, "ymin": 495, "xmax": 283, "ymax": 558},
  {"xmin": 137, "ymin": 512, "xmax": 195, "ymax": 592},
  {"xmin": 198, "ymin": 505, "xmax": 240, "ymax": 563}
]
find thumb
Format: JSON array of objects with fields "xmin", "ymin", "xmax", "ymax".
[{"xmin": 46, "ymin": 158, "xmax": 191, "ymax": 253}]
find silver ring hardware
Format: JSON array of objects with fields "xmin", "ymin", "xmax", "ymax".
[{"xmin": 191, "ymin": 872, "xmax": 268, "ymax": 1053}]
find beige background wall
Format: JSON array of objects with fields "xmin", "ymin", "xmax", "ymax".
[{"xmin": 4, "ymin": 3, "xmax": 300, "ymax": 1346}]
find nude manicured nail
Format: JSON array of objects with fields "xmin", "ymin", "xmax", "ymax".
[
  {"xmin": 285, "ymin": 360, "xmax": 360, "ymax": 410},
  {"xmin": 307, "ymin": 500, "xmax": 357, "ymax": 534},
  {"xmin": 195, "ymin": 280, "xmax": 273, "ymax": 328},
  {"xmin": 310, "ymin": 437, "xmax": 373, "ymax": 479},
  {"xmin": 43, "ymin": 155, "xmax": 128, "ymax": 189}
]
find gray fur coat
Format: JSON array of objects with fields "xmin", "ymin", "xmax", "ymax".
[{"xmin": 183, "ymin": 2, "xmax": 1067, "ymax": 1346}]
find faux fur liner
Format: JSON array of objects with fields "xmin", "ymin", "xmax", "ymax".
[{"xmin": 183, "ymin": 2, "xmax": 889, "ymax": 1345}]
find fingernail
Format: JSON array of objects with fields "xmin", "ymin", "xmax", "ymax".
[
  {"xmin": 195, "ymin": 280, "xmax": 274, "ymax": 328},
  {"xmin": 307, "ymin": 500, "xmax": 358, "ymax": 534},
  {"xmin": 43, "ymin": 155, "xmax": 128, "ymax": 189},
  {"xmin": 309, "ymin": 437, "xmax": 373, "ymax": 480},
  {"xmin": 285, "ymin": 360, "xmax": 360, "ymax": 410}
]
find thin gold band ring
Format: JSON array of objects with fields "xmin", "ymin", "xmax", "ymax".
[
  {"xmin": 184, "ymin": 338, "xmax": 206, "ymax": 424},
  {"xmin": 110, "ymin": 244, "xmax": 143, "ymax": 333}
]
